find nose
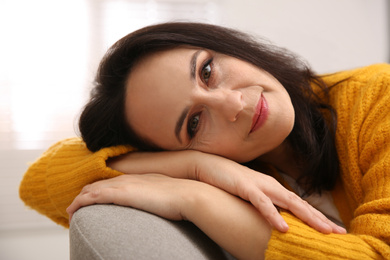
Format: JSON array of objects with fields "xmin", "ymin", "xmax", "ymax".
[{"xmin": 200, "ymin": 89, "xmax": 243, "ymax": 122}]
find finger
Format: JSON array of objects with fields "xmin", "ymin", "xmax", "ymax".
[
  {"xmin": 274, "ymin": 190, "xmax": 332, "ymax": 233},
  {"xmin": 325, "ymin": 219, "xmax": 346, "ymax": 234},
  {"xmin": 258, "ymin": 180, "xmax": 327, "ymax": 231},
  {"xmin": 272, "ymin": 190, "xmax": 344, "ymax": 234},
  {"xmin": 66, "ymin": 185, "xmax": 116, "ymax": 222},
  {"xmin": 291, "ymin": 199, "xmax": 333, "ymax": 234},
  {"xmin": 310, "ymin": 208, "xmax": 346, "ymax": 234},
  {"xmin": 248, "ymin": 190, "xmax": 289, "ymax": 233}
]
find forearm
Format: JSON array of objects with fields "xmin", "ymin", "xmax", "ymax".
[
  {"xmin": 107, "ymin": 150, "xmax": 345, "ymax": 235},
  {"xmin": 183, "ymin": 182, "xmax": 271, "ymax": 260},
  {"xmin": 67, "ymin": 174, "xmax": 271, "ymax": 259},
  {"xmin": 107, "ymin": 150, "xmax": 197, "ymax": 179}
]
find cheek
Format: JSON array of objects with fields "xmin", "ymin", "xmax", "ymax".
[
  {"xmin": 198, "ymin": 134, "xmax": 247, "ymax": 160},
  {"xmin": 274, "ymin": 94, "xmax": 295, "ymax": 131}
]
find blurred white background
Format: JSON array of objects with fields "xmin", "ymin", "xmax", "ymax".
[{"xmin": 0, "ymin": 0, "xmax": 388, "ymax": 259}]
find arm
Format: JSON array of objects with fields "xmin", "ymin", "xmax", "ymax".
[
  {"xmin": 334, "ymin": 64, "xmax": 390, "ymax": 256},
  {"xmin": 19, "ymin": 136, "xmax": 342, "ymax": 233},
  {"xmin": 67, "ymin": 174, "xmax": 271, "ymax": 260},
  {"xmin": 192, "ymin": 64, "xmax": 390, "ymax": 259},
  {"xmin": 108, "ymin": 150, "xmax": 344, "ymax": 234},
  {"xmin": 19, "ymin": 138, "xmax": 133, "ymax": 227},
  {"xmin": 186, "ymin": 179, "xmax": 272, "ymax": 260},
  {"xmin": 265, "ymin": 64, "xmax": 390, "ymax": 259}
]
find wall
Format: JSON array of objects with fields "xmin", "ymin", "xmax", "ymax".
[{"xmin": 219, "ymin": 0, "xmax": 389, "ymax": 73}]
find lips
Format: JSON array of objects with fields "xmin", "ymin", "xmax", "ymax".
[{"xmin": 250, "ymin": 94, "xmax": 268, "ymax": 133}]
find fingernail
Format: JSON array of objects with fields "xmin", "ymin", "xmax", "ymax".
[
  {"xmin": 280, "ymin": 221, "xmax": 289, "ymax": 232},
  {"xmin": 336, "ymin": 226, "xmax": 347, "ymax": 234}
]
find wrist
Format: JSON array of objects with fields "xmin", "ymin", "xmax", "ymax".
[
  {"xmin": 179, "ymin": 150, "xmax": 206, "ymax": 180},
  {"xmin": 106, "ymin": 150, "xmax": 204, "ymax": 180}
]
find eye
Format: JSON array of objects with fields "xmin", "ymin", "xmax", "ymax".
[
  {"xmin": 187, "ymin": 113, "xmax": 201, "ymax": 139},
  {"xmin": 201, "ymin": 59, "xmax": 213, "ymax": 84}
]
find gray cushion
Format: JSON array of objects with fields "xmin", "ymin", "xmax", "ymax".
[{"xmin": 69, "ymin": 204, "xmax": 236, "ymax": 260}]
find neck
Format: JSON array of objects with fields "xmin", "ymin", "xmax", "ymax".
[{"xmin": 255, "ymin": 141, "xmax": 302, "ymax": 180}]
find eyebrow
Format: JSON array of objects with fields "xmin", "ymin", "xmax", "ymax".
[{"xmin": 175, "ymin": 50, "xmax": 202, "ymax": 143}]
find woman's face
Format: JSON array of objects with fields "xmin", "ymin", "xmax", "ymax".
[{"xmin": 125, "ymin": 47, "xmax": 295, "ymax": 162}]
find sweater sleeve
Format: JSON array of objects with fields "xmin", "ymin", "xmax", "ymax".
[
  {"xmin": 19, "ymin": 137, "xmax": 134, "ymax": 228},
  {"xmin": 266, "ymin": 64, "xmax": 390, "ymax": 259}
]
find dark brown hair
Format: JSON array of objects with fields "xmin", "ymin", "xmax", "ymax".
[{"xmin": 79, "ymin": 22, "xmax": 339, "ymax": 194}]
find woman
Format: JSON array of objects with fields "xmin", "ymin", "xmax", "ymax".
[{"xmin": 20, "ymin": 23, "xmax": 389, "ymax": 259}]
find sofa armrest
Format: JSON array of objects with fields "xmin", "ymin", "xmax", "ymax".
[{"xmin": 69, "ymin": 204, "xmax": 236, "ymax": 260}]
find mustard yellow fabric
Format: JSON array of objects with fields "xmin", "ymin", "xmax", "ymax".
[
  {"xmin": 20, "ymin": 64, "xmax": 390, "ymax": 258},
  {"xmin": 19, "ymin": 139, "xmax": 133, "ymax": 227},
  {"xmin": 266, "ymin": 64, "xmax": 390, "ymax": 259}
]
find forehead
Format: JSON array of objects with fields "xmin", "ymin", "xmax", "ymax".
[{"xmin": 124, "ymin": 47, "xmax": 196, "ymax": 149}]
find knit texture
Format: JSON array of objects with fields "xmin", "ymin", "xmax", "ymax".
[
  {"xmin": 19, "ymin": 64, "xmax": 390, "ymax": 257},
  {"xmin": 19, "ymin": 138, "xmax": 133, "ymax": 227},
  {"xmin": 266, "ymin": 64, "xmax": 390, "ymax": 259}
]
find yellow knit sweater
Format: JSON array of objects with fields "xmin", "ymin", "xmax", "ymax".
[{"xmin": 20, "ymin": 64, "xmax": 390, "ymax": 259}]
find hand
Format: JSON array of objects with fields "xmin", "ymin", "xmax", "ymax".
[
  {"xmin": 67, "ymin": 173, "xmax": 273, "ymax": 259},
  {"xmin": 191, "ymin": 152, "xmax": 346, "ymax": 234},
  {"xmin": 67, "ymin": 174, "xmax": 191, "ymax": 222},
  {"xmin": 107, "ymin": 150, "xmax": 346, "ymax": 234}
]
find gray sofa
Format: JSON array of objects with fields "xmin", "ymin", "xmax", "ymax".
[{"xmin": 69, "ymin": 204, "xmax": 236, "ymax": 260}]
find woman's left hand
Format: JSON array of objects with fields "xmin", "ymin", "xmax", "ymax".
[
  {"xmin": 67, "ymin": 173, "xmax": 273, "ymax": 259},
  {"xmin": 191, "ymin": 152, "xmax": 347, "ymax": 235},
  {"xmin": 106, "ymin": 150, "xmax": 346, "ymax": 234},
  {"xmin": 66, "ymin": 174, "xmax": 190, "ymax": 222}
]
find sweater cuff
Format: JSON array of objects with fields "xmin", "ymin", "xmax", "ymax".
[
  {"xmin": 19, "ymin": 140, "xmax": 63, "ymax": 226},
  {"xmin": 20, "ymin": 137, "xmax": 134, "ymax": 228},
  {"xmin": 265, "ymin": 212, "xmax": 381, "ymax": 259}
]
